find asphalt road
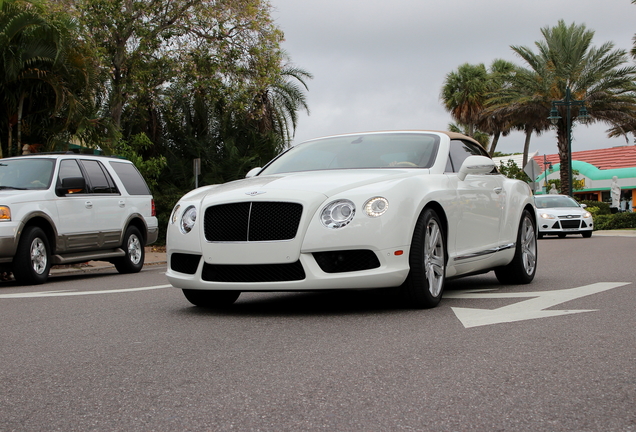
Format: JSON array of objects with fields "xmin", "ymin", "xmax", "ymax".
[{"xmin": 1, "ymin": 235, "xmax": 635, "ymax": 431}]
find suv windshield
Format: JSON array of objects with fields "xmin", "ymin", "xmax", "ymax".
[
  {"xmin": 260, "ymin": 133, "xmax": 440, "ymax": 175},
  {"xmin": 0, "ymin": 159, "xmax": 55, "ymax": 190}
]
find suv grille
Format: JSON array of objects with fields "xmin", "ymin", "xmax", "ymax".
[{"xmin": 204, "ymin": 202, "xmax": 303, "ymax": 242}]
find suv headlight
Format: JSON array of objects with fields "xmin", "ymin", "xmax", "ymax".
[
  {"xmin": 321, "ymin": 200, "xmax": 355, "ymax": 229},
  {"xmin": 0, "ymin": 206, "xmax": 10, "ymax": 221},
  {"xmin": 180, "ymin": 205, "xmax": 197, "ymax": 234}
]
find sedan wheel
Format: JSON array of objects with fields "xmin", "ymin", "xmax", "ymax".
[
  {"xmin": 401, "ymin": 208, "xmax": 446, "ymax": 308},
  {"xmin": 495, "ymin": 209, "xmax": 537, "ymax": 284}
]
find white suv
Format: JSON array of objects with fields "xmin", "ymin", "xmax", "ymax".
[{"xmin": 0, "ymin": 153, "xmax": 158, "ymax": 284}]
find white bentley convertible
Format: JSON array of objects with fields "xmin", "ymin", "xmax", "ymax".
[{"xmin": 166, "ymin": 131, "xmax": 537, "ymax": 309}]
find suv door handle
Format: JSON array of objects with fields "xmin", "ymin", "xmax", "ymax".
[
  {"xmin": 85, "ymin": 201, "xmax": 93, "ymax": 209},
  {"xmin": 119, "ymin": 200, "xmax": 126, "ymax": 208}
]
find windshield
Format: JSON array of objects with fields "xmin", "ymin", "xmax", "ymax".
[
  {"xmin": 535, "ymin": 196, "xmax": 580, "ymax": 209},
  {"xmin": 0, "ymin": 158, "xmax": 55, "ymax": 190},
  {"xmin": 260, "ymin": 133, "xmax": 440, "ymax": 175}
]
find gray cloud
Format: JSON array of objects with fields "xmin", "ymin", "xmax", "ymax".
[{"xmin": 271, "ymin": 0, "xmax": 636, "ymax": 157}]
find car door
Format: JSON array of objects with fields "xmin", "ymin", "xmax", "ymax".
[
  {"xmin": 78, "ymin": 159, "xmax": 123, "ymax": 249},
  {"xmin": 54, "ymin": 159, "xmax": 98, "ymax": 251},
  {"xmin": 445, "ymin": 139, "xmax": 505, "ymax": 261}
]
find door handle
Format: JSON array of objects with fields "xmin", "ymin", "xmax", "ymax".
[
  {"xmin": 493, "ymin": 187, "xmax": 503, "ymax": 194},
  {"xmin": 85, "ymin": 201, "xmax": 93, "ymax": 209},
  {"xmin": 119, "ymin": 200, "xmax": 125, "ymax": 208}
]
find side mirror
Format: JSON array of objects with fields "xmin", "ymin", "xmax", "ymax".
[
  {"xmin": 245, "ymin": 167, "xmax": 262, "ymax": 178},
  {"xmin": 457, "ymin": 156, "xmax": 496, "ymax": 181},
  {"xmin": 580, "ymin": 203, "xmax": 587, "ymax": 209},
  {"xmin": 56, "ymin": 176, "xmax": 86, "ymax": 196}
]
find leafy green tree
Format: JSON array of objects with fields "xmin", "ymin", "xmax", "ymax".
[{"xmin": 0, "ymin": 0, "xmax": 101, "ymax": 156}]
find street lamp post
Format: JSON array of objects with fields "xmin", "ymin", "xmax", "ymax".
[{"xmin": 547, "ymin": 87, "xmax": 590, "ymax": 197}]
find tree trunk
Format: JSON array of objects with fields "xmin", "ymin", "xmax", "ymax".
[
  {"xmin": 489, "ymin": 131, "xmax": 501, "ymax": 155},
  {"xmin": 556, "ymin": 122, "xmax": 569, "ymax": 195},
  {"xmin": 522, "ymin": 125, "xmax": 532, "ymax": 168},
  {"xmin": 17, "ymin": 93, "xmax": 25, "ymax": 153}
]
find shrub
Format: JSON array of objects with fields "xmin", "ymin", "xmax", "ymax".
[
  {"xmin": 579, "ymin": 200, "xmax": 611, "ymax": 215},
  {"xmin": 593, "ymin": 212, "xmax": 636, "ymax": 230}
]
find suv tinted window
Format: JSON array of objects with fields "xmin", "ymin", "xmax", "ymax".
[
  {"xmin": 109, "ymin": 161, "xmax": 151, "ymax": 195},
  {"xmin": 80, "ymin": 160, "xmax": 118, "ymax": 194}
]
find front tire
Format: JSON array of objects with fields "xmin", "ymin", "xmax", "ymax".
[
  {"xmin": 114, "ymin": 226, "xmax": 145, "ymax": 274},
  {"xmin": 400, "ymin": 208, "xmax": 446, "ymax": 309},
  {"xmin": 13, "ymin": 226, "xmax": 51, "ymax": 285},
  {"xmin": 495, "ymin": 209, "xmax": 537, "ymax": 284},
  {"xmin": 182, "ymin": 289, "xmax": 240, "ymax": 308}
]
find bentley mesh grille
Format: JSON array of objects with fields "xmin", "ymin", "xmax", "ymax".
[
  {"xmin": 201, "ymin": 261, "xmax": 305, "ymax": 282},
  {"xmin": 204, "ymin": 202, "xmax": 303, "ymax": 242}
]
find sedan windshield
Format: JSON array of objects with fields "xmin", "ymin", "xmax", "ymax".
[
  {"xmin": 535, "ymin": 196, "xmax": 580, "ymax": 208},
  {"xmin": 0, "ymin": 158, "xmax": 55, "ymax": 190},
  {"xmin": 260, "ymin": 133, "xmax": 440, "ymax": 175}
]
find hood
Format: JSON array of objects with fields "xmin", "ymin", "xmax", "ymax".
[{"xmin": 202, "ymin": 169, "xmax": 422, "ymax": 200}]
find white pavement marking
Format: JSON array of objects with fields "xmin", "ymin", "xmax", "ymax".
[
  {"xmin": 0, "ymin": 284, "xmax": 172, "ymax": 299},
  {"xmin": 445, "ymin": 282, "xmax": 631, "ymax": 328}
]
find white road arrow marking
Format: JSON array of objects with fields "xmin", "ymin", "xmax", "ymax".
[
  {"xmin": 445, "ymin": 282, "xmax": 631, "ymax": 328},
  {"xmin": 0, "ymin": 284, "xmax": 172, "ymax": 299}
]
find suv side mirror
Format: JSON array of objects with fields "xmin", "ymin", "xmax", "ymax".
[{"xmin": 56, "ymin": 176, "xmax": 86, "ymax": 196}]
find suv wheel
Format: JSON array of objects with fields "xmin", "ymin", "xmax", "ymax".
[
  {"xmin": 114, "ymin": 226, "xmax": 145, "ymax": 274},
  {"xmin": 13, "ymin": 226, "xmax": 51, "ymax": 285}
]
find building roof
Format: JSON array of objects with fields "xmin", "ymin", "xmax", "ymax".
[{"xmin": 533, "ymin": 146, "xmax": 636, "ymax": 173}]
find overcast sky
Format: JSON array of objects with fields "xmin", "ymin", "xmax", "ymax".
[{"xmin": 269, "ymin": 0, "xmax": 636, "ymax": 158}]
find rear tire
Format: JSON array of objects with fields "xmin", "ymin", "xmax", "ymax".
[
  {"xmin": 400, "ymin": 208, "xmax": 446, "ymax": 309},
  {"xmin": 182, "ymin": 289, "xmax": 240, "ymax": 308},
  {"xmin": 13, "ymin": 226, "xmax": 51, "ymax": 285},
  {"xmin": 114, "ymin": 226, "xmax": 144, "ymax": 274},
  {"xmin": 495, "ymin": 209, "xmax": 537, "ymax": 284}
]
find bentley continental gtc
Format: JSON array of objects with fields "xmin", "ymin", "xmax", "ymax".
[{"xmin": 166, "ymin": 131, "xmax": 538, "ymax": 309}]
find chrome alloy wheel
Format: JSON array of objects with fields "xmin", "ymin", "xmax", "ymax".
[
  {"xmin": 127, "ymin": 234, "xmax": 142, "ymax": 265},
  {"xmin": 30, "ymin": 237, "xmax": 48, "ymax": 275},
  {"xmin": 520, "ymin": 215, "xmax": 537, "ymax": 276},
  {"xmin": 424, "ymin": 218, "xmax": 445, "ymax": 297}
]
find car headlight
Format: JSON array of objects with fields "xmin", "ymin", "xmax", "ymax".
[
  {"xmin": 539, "ymin": 212, "xmax": 556, "ymax": 219},
  {"xmin": 180, "ymin": 205, "xmax": 197, "ymax": 234},
  {"xmin": 0, "ymin": 206, "xmax": 10, "ymax": 221},
  {"xmin": 170, "ymin": 204, "xmax": 181, "ymax": 224},
  {"xmin": 321, "ymin": 199, "xmax": 355, "ymax": 229},
  {"xmin": 583, "ymin": 211, "xmax": 592, "ymax": 218},
  {"xmin": 364, "ymin": 197, "xmax": 389, "ymax": 217}
]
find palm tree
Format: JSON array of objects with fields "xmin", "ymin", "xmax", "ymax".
[
  {"xmin": 508, "ymin": 20, "xmax": 636, "ymax": 192},
  {"xmin": 478, "ymin": 59, "xmax": 516, "ymax": 155},
  {"xmin": 441, "ymin": 63, "xmax": 489, "ymax": 138}
]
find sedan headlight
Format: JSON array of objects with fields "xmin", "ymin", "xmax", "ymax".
[
  {"xmin": 180, "ymin": 205, "xmax": 197, "ymax": 234},
  {"xmin": 364, "ymin": 197, "xmax": 389, "ymax": 217},
  {"xmin": 583, "ymin": 211, "xmax": 592, "ymax": 218},
  {"xmin": 321, "ymin": 199, "xmax": 355, "ymax": 229},
  {"xmin": 538, "ymin": 212, "xmax": 556, "ymax": 219}
]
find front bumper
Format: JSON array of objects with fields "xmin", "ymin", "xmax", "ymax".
[{"xmin": 166, "ymin": 247, "xmax": 410, "ymax": 291}]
